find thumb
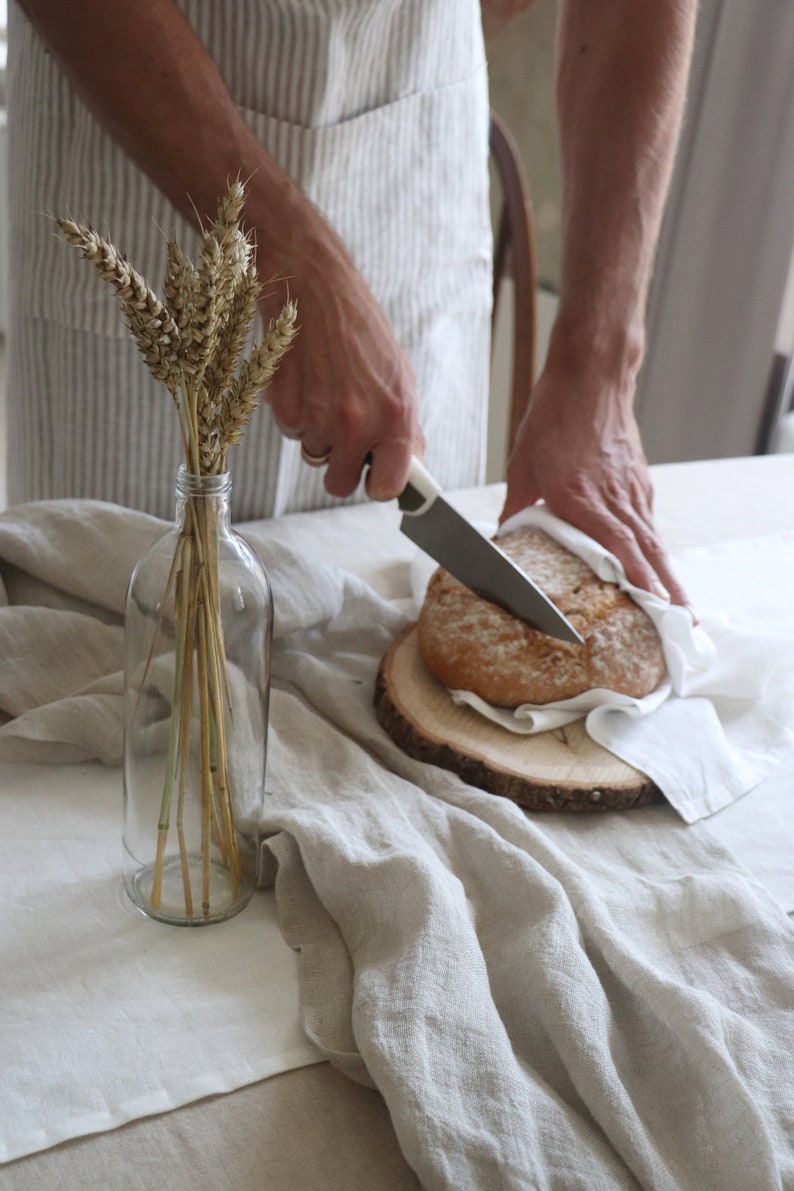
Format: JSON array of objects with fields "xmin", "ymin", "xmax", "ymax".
[{"xmin": 499, "ymin": 482, "xmax": 540, "ymax": 527}]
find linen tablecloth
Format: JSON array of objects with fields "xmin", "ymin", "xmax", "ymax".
[{"xmin": 1, "ymin": 460, "xmax": 794, "ymax": 1189}]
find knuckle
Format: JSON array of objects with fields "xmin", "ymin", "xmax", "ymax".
[
  {"xmin": 335, "ymin": 400, "xmax": 369, "ymax": 443},
  {"xmin": 608, "ymin": 521, "xmax": 636, "ymax": 547}
]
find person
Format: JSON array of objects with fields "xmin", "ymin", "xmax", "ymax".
[{"xmin": 7, "ymin": 0, "xmax": 694, "ymax": 606}]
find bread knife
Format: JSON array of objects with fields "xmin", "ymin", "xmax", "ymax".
[{"xmin": 398, "ymin": 456, "xmax": 583, "ymax": 644}]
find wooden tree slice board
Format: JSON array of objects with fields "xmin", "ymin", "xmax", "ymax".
[{"xmin": 375, "ymin": 624, "xmax": 661, "ymax": 813}]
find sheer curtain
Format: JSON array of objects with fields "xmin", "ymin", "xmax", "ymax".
[
  {"xmin": 637, "ymin": 0, "xmax": 794, "ymax": 463},
  {"xmin": 0, "ymin": 0, "xmax": 7, "ymax": 336}
]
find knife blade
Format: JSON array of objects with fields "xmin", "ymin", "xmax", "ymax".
[{"xmin": 398, "ymin": 456, "xmax": 583, "ymax": 644}]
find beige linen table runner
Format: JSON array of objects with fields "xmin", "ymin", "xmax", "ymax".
[{"xmin": 1, "ymin": 497, "xmax": 793, "ymax": 1188}]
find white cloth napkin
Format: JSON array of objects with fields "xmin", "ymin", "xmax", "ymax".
[{"xmin": 441, "ymin": 505, "xmax": 794, "ymax": 823}]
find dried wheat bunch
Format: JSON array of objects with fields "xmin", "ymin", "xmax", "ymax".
[
  {"xmin": 59, "ymin": 184, "xmax": 300, "ymax": 922},
  {"xmin": 57, "ymin": 180, "xmax": 298, "ymax": 476}
]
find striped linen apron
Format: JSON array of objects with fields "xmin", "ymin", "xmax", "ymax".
[{"xmin": 6, "ymin": 0, "xmax": 493, "ymax": 520}]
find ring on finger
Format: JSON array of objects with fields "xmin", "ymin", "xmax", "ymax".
[{"xmin": 300, "ymin": 442, "xmax": 332, "ymax": 468}]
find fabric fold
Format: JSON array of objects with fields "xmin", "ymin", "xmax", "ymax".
[
  {"xmin": 2, "ymin": 497, "xmax": 794, "ymax": 1188},
  {"xmin": 442, "ymin": 504, "xmax": 794, "ymax": 821},
  {"xmin": 259, "ymin": 673, "xmax": 794, "ymax": 1191},
  {"xmin": 0, "ymin": 498, "xmax": 405, "ymax": 764}
]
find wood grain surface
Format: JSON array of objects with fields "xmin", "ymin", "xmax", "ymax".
[{"xmin": 375, "ymin": 624, "xmax": 662, "ymax": 813}]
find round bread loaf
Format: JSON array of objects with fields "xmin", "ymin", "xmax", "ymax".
[{"xmin": 417, "ymin": 527, "xmax": 665, "ymax": 706}]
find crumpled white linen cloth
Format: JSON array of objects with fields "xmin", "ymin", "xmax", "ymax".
[
  {"xmin": 2, "ymin": 498, "xmax": 794, "ymax": 1189},
  {"xmin": 439, "ymin": 504, "xmax": 794, "ymax": 823}
]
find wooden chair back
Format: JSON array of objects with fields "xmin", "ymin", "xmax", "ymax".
[{"xmin": 489, "ymin": 111, "xmax": 539, "ymax": 456}]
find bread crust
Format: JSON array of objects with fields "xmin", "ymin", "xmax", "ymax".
[{"xmin": 416, "ymin": 527, "xmax": 665, "ymax": 707}]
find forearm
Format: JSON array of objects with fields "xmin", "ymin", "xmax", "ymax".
[
  {"xmin": 548, "ymin": 0, "xmax": 697, "ymax": 388},
  {"xmin": 17, "ymin": 0, "xmax": 340, "ymax": 299},
  {"xmin": 18, "ymin": 0, "xmax": 421, "ymax": 497},
  {"xmin": 502, "ymin": 0, "xmax": 696, "ymax": 600}
]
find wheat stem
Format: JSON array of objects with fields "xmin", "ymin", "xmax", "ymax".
[{"xmin": 60, "ymin": 183, "xmax": 296, "ymax": 920}]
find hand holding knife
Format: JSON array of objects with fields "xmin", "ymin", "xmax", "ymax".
[{"xmin": 301, "ymin": 447, "xmax": 582, "ymax": 644}]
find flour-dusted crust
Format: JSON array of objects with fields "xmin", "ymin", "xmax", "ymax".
[{"xmin": 417, "ymin": 527, "xmax": 666, "ymax": 707}]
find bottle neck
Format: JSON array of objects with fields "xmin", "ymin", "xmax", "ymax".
[{"xmin": 175, "ymin": 466, "xmax": 232, "ymax": 532}]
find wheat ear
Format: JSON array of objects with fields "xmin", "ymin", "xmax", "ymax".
[
  {"xmin": 58, "ymin": 219, "xmax": 181, "ymax": 390},
  {"xmin": 219, "ymin": 301, "xmax": 298, "ymax": 461}
]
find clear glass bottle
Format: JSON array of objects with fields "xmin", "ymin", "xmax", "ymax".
[{"xmin": 123, "ymin": 467, "xmax": 273, "ymax": 925}]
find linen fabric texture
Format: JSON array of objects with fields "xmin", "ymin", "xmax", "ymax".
[
  {"xmin": 441, "ymin": 504, "xmax": 794, "ymax": 823},
  {"xmin": 5, "ymin": 0, "xmax": 492, "ymax": 519},
  {"xmin": 0, "ymin": 498, "xmax": 793, "ymax": 1189}
]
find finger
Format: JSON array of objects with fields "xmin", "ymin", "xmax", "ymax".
[
  {"xmin": 601, "ymin": 495, "xmax": 692, "ymax": 610},
  {"xmin": 300, "ymin": 441, "xmax": 332, "ymax": 468},
  {"xmin": 603, "ymin": 527, "xmax": 668, "ymax": 598},
  {"xmin": 322, "ymin": 439, "xmax": 412, "ymax": 502},
  {"xmin": 278, "ymin": 424, "xmax": 303, "ymax": 441},
  {"xmin": 499, "ymin": 463, "xmax": 543, "ymax": 525},
  {"xmin": 323, "ymin": 439, "xmax": 370, "ymax": 498},
  {"xmin": 638, "ymin": 539, "xmax": 692, "ymax": 610},
  {"xmin": 499, "ymin": 485, "xmax": 542, "ymax": 525},
  {"xmin": 364, "ymin": 438, "xmax": 415, "ymax": 502},
  {"xmin": 553, "ymin": 495, "xmax": 669, "ymax": 598}
]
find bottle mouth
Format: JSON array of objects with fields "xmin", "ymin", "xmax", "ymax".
[{"xmin": 176, "ymin": 465, "xmax": 232, "ymax": 497}]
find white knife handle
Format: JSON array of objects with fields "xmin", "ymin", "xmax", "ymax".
[{"xmin": 397, "ymin": 455, "xmax": 442, "ymax": 516}]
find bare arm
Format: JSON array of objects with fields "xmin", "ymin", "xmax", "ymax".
[
  {"xmin": 17, "ymin": 0, "xmax": 420, "ymax": 499},
  {"xmin": 480, "ymin": 0, "xmax": 535, "ymax": 39},
  {"xmin": 501, "ymin": 0, "xmax": 697, "ymax": 605}
]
